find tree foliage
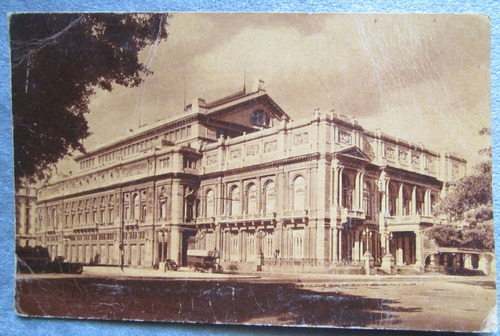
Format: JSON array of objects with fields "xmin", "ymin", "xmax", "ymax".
[
  {"xmin": 11, "ymin": 13, "xmax": 170, "ymax": 185},
  {"xmin": 426, "ymin": 128, "xmax": 494, "ymax": 251}
]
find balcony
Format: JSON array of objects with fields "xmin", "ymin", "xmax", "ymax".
[
  {"xmin": 73, "ymin": 222, "xmax": 99, "ymax": 233},
  {"xmin": 386, "ymin": 214, "xmax": 435, "ymax": 226},
  {"xmin": 340, "ymin": 208, "xmax": 365, "ymax": 223},
  {"xmin": 281, "ymin": 210, "xmax": 308, "ymax": 223},
  {"xmin": 219, "ymin": 212, "xmax": 277, "ymax": 224},
  {"xmin": 346, "ymin": 209, "xmax": 365, "ymax": 220},
  {"xmin": 124, "ymin": 219, "xmax": 139, "ymax": 230},
  {"xmin": 194, "ymin": 217, "xmax": 216, "ymax": 225}
]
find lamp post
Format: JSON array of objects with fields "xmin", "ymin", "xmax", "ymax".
[
  {"xmin": 363, "ymin": 227, "xmax": 374, "ymax": 275},
  {"xmin": 63, "ymin": 237, "xmax": 69, "ymax": 262},
  {"xmin": 157, "ymin": 227, "xmax": 168, "ymax": 272},
  {"xmin": 256, "ymin": 229, "xmax": 265, "ymax": 271},
  {"xmin": 381, "ymin": 230, "xmax": 395, "ymax": 274},
  {"xmin": 161, "ymin": 228, "xmax": 166, "ymax": 262}
]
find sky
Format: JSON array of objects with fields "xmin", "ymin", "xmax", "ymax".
[{"xmin": 77, "ymin": 13, "xmax": 490, "ymax": 172}]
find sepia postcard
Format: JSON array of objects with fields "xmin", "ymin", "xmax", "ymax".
[{"xmin": 12, "ymin": 12, "xmax": 496, "ymax": 332}]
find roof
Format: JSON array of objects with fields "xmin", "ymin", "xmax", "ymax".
[{"xmin": 76, "ymin": 82, "xmax": 289, "ymax": 161}]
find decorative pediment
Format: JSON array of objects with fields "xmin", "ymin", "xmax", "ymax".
[
  {"xmin": 205, "ymin": 89, "xmax": 290, "ymax": 129},
  {"xmin": 336, "ymin": 146, "xmax": 372, "ymax": 162}
]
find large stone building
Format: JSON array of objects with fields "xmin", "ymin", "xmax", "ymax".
[{"xmin": 35, "ymin": 81, "xmax": 467, "ymax": 273}]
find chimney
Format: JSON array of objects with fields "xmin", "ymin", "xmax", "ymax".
[
  {"xmin": 252, "ymin": 79, "xmax": 266, "ymax": 92},
  {"xmin": 190, "ymin": 98, "xmax": 207, "ymax": 113}
]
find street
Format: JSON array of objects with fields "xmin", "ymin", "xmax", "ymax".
[{"xmin": 15, "ymin": 268, "xmax": 497, "ymax": 332}]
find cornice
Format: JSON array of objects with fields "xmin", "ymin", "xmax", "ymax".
[{"xmin": 201, "ymin": 153, "xmax": 321, "ymax": 180}]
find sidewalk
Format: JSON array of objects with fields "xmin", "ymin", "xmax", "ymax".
[
  {"xmin": 82, "ymin": 265, "xmax": 261, "ymax": 280},
  {"xmin": 81, "ymin": 265, "xmax": 495, "ymax": 286}
]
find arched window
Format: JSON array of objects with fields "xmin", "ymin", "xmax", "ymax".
[
  {"xmin": 293, "ymin": 176, "xmax": 306, "ymax": 211},
  {"xmin": 264, "ymin": 180, "xmax": 276, "ymax": 214},
  {"xmin": 363, "ymin": 182, "xmax": 372, "ymax": 218},
  {"xmin": 229, "ymin": 186, "xmax": 240, "ymax": 216},
  {"xmin": 246, "ymin": 183, "xmax": 258, "ymax": 214},
  {"xmin": 206, "ymin": 189, "xmax": 215, "ymax": 217},
  {"xmin": 251, "ymin": 110, "xmax": 271, "ymax": 127}
]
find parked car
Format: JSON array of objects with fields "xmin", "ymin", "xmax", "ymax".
[
  {"xmin": 186, "ymin": 250, "xmax": 223, "ymax": 273},
  {"xmin": 16, "ymin": 246, "xmax": 83, "ymax": 274}
]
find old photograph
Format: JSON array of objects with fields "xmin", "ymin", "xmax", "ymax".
[{"xmin": 12, "ymin": 13, "xmax": 496, "ymax": 332}]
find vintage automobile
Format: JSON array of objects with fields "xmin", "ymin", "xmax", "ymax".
[
  {"xmin": 186, "ymin": 249, "xmax": 223, "ymax": 273},
  {"xmin": 16, "ymin": 246, "xmax": 83, "ymax": 274}
]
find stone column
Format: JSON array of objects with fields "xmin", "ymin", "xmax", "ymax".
[
  {"xmin": 358, "ymin": 171, "xmax": 365, "ymax": 210},
  {"xmin": 354, "ymin": 171, "xmax": 360, "ymax": 210},
  {"xmin": 19, "ymin": 198, "xmax": 26, "ymax": 237},
  {"xmin": 425, "ymin": 189, "xmax": 432, "ymax": 216},
  {"xmin": 332, "ymin": 165, "xmax": 339, "ymax": 207},
  {"xmin": 411, "ymin": 186, "xmax": 417, "ymax": 216},
  {"xmin": 304, "ymin": 224, "xmax": 310, "ymax": 261},
  {"xmin": 338, "ymin": 168, "xmax": 344, "ymax": 209},
  {"xmin": 225, "ymin": 230, "xmax": 230, "ymax": 261},
  {"xmin": 353, "ymin": 230, "xmax": 360, "ymax": 263},
  {"xmin": 332, "ymin": 226, "xmax": 338, "ymax": 264},
  {"xmin": 257, "ymin": 176, "xmax": 262, "ymax": 215},
  {"xmin": 415, "ymin": 231, "xmax": 422, "ymax": 271},
  {"xmin": 398, "ymin": 183, "xmax": 404, "ymax": 216},
  {"xmin": 171, "ymin": 180, "xmax": 182, "ymax": 224},
  {"xmin": 238, "ymin": 228, "xmax": 244, "ymax": 262},
  {"xmin": 338, "ymin": 229, "xmax": 343, "ymax": 264},
  {"xmin": 215, "ymin": 223, "xmax": 221, "ymax": 253},
  {"xmin": 275, "ymin": 220, "xmax": 283, "ymax": 261},
  {"xmin": 169, "ymin": 226, "xmax": 181, "ymax": 265}
]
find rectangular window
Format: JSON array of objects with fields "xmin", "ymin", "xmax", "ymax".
[
  {"xmin": 292, "ymin": 229, "xmax": 304, "ymax": 259},
  {"xmin": 25, "ymin": 207, "xmax": 30, "ymax": 234},
  {"xmin": 142, "ymin": 203, "xmax": 147, "ymax": 220}
]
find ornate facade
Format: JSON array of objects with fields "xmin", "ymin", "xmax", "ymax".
[{"xmin": 35, "ymin": 81, "xmax": 466, "ymax": 272}]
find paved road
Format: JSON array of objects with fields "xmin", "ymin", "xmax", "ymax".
[{"xmin": 15, "ymin": 267, "xmax": 497, "ymax": 333}]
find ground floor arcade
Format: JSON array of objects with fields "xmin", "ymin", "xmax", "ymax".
[{"xmin": 39, "ymin": 217, "xmax": 442, "ymax": 274}]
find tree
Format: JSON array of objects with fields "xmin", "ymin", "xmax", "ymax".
[
  {"xmin": 426, "ymin": 128, "xmax": 494, "ymax": 251},
  {"xmin": 11, "ymin": 13, "xmax": 170, "ymax": 185}
]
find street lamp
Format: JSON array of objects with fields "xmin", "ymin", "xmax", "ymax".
[
  {"xmin": 161, "ymin": 228, "xmax": 166, "ymax": 263},
  {"xmin": 365, "ymin": 227, "xmax": 371, "ymax": 254},
  {"xmin": 256, "ymin": 229, "xmax": 265, "ymax": 271},
  {"xmin": 363, "ymin": 227, "xmax": 374, "ymax": 275},
  {"xmin": 381, "ymin": 231, "xmax": 395, "ymax": 274},
  {"xmin": 63, "ymin": 237, "xmax": 69, "ymax": 262}
]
